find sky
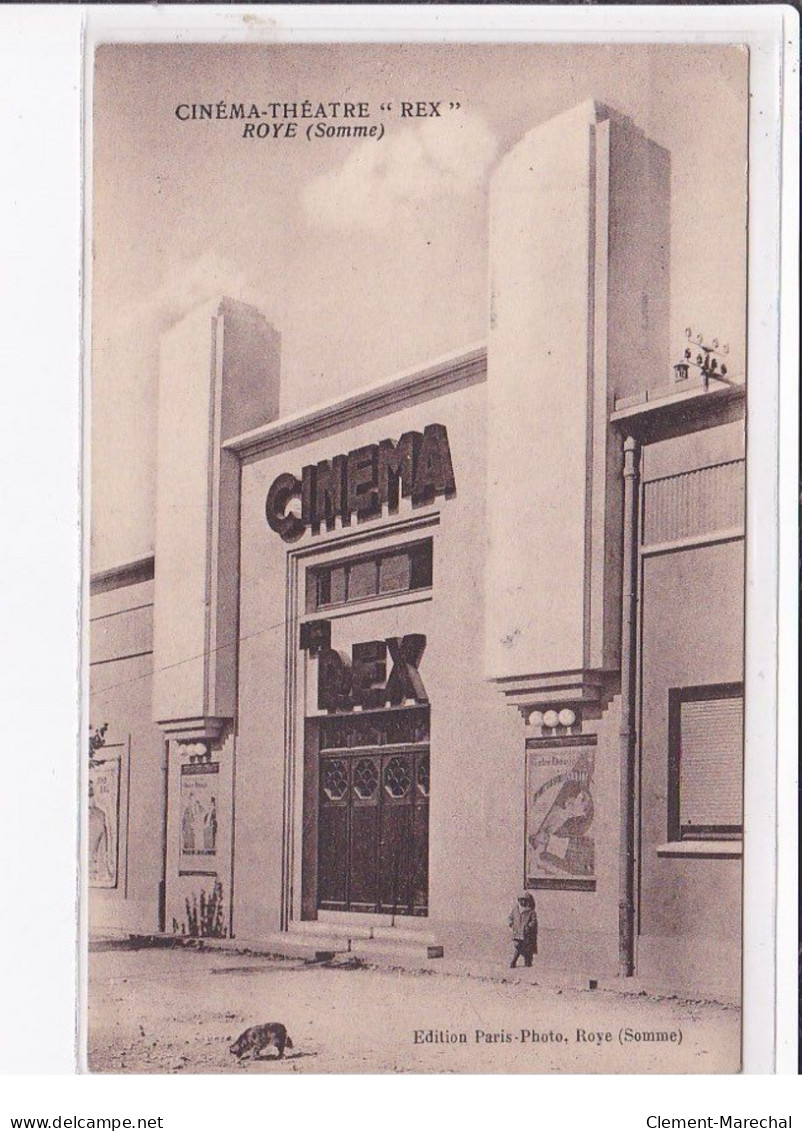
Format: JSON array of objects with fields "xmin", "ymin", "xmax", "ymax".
[{"xmin": 91, "ymin": 42, "xmax": 748, "ymax": 571}]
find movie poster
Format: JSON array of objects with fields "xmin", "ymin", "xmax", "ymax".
[
  {"xmin": 526, "ymin": 745, "xmax": 595, "ymax": 889},
  {"xmin": 179, "ymin": 763, "xmax": 219, "ymax": 872},
  {"xmin": 88, "ymin": 757, "xmax": 119, "ymax": 889}
]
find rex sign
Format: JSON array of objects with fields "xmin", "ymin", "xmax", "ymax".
[
  {"xmin": 265, "ymin": 423, "xmax": 455, "ymax": 541},
  {"xmin": 300, "ymin": 629, "xmax": 428, "ymax": 712}
]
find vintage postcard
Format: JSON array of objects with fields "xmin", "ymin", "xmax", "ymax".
[{"xmin": 87, "ymin": 33, "xmax": 756, "ymax": 1075}]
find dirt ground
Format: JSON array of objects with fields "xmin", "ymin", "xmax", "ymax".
[{"xmin": 87, "ymin": 946, "xmax": 741, "ymax": 1074}]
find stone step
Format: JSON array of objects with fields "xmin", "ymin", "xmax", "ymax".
[
  {"xmin": 225, "ymin": 930, "xmax": 443, "ymax": 964},
  {"xmin": 291, "ymin": 919, "xmax": 437, "ymax": 945}
]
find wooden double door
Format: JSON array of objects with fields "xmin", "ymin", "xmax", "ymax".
[{"xmin": 318, "ymin": 745, "xmax": 430, "ymax": 916}]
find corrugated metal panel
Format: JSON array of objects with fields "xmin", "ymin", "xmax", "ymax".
[
  {"xmin": 679, "ymin": 696, "xmax": 743, "ymax": 829},
  {"xmin": 643, "ymin": 459, "xmax": 744, "ymax": 545}
]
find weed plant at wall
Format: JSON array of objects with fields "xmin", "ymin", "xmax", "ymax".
[{"xmin": 173, "ymin": 880, "xmax": 227, "ymax": 939}]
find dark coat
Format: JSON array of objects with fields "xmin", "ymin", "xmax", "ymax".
[{"xmin": 509, "ymin": 895, "xmax": 538, "ymax": 942}]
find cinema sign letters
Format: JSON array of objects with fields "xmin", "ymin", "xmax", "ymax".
[
  {"xmin": 301, "ymin": 628, "xmax": 428, "ymax": 713},
  {"xmin": 265, "ymin": 423, "xmax": 456, "ymax": 541}
]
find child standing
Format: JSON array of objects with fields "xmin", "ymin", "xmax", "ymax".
[{"xmin": 508, "ymin": 892, "xmax": 538, "ymax": 967}]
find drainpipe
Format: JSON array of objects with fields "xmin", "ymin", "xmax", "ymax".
[
  {"xmin": 618, "ymin": 435, "xmax": 639, "ymax": 977},
  {"xmin": 158, "ymin": 739, "xmax": 169, "ymax": 933}
]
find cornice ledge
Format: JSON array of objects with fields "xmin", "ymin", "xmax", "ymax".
[
  {"xmin": 610, "ymin": 378, "xmax": 745, "ymax": 426},
  {"xmin": 223, "ymin": 343, "xmax": 487, "ymax": 459},
  {"xmin": 489, "ymin": 668, "xmax": 619, "ymax": 714},
  {"xmin": 156, "ymin": 716, "xmax": 230, "ymax": 742},
  {"xmin": 90, "ymin": 554, "xmax": 155, "ymax": 595}
]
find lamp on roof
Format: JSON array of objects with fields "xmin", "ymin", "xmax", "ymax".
[{"xmin": 673, "ymin": 327, "xmax": 730, "ymax": 390}]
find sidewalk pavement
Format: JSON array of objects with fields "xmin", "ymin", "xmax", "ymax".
[{"xmin": 87, "ymin": 929, "xmax": 738, "ymax": 1009}]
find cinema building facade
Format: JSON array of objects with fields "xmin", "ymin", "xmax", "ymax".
[{"xmin": 89, "ymin": 102, "xmax": 746, "ymax": 1000}]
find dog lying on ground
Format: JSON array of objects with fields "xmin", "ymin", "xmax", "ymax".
[{"xmin": 229, "ymin": 1023, "xmax": 293, "ymax": 1061}]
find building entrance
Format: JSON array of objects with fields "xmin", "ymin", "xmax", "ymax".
[{"xmin": 315, "ymin": 707, "xmax": 429, "ymax": 916}]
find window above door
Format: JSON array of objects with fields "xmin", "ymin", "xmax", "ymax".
[{"xmin": 306, "ymin": 539, "xmax": 433, "ymax": 613}]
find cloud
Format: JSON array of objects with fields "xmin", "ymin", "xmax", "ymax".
[
  {"xmin": 302, "ymin": 112, "xmax": 499, "ymax": 231},
  {"xmin": 116, "ymin": 251, "xmax": 271, "ymax": 336},
  {"xmin": 91, "ymin": 250, "xmax": 279, "ymax": 568}
]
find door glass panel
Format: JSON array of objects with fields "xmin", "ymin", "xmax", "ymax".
[
  {"xmin": 384, "ymin": 756, "xmax": 412, "ymax": 799},
  {"xmin": 353, "ymin": 758, "xmax": 380, "ymax": 800},
  {"xmin": 321, "ymin": 759, "xmax": 348, "ymax": 802},
  {"xmin": 416, "ymin": 755, "xmax": 430, "ymax": 797}
]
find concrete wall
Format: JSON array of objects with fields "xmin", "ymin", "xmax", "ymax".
[
  {"xmin": 87, "ymin": 97, "xmax": 743, "ymax": 1002},
  {"xmin": 234, "ymin": 378, "xmax": 512, "ymax": 938},
  {"xmin": 163, "ymin": 728, "xmax": 235, "ymax": 938},
  {"xmin": 89, "ymin": 576, "xmax": 165, "ymax": 934},
  {"xmin": 152, "ymin": 299, "xmax": 280, "ymax": 726},
  {"xmin": 485, "ymin": 101, "xmax": 669, "ymax": 682},
  {"xmin": 637, "ymin": 420, "xmax": 745, "ymax": 1001},
  {"xmin": 234, "ymin": 373, "xmax": 629, "ymax": 975}
]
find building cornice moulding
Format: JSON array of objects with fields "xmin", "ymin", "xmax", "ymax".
[
  {"xmin": 223, "ymin": 343, "xmax": 487, "ymax": 461},
  {"xmin": 90, "ymin": 554, "xmax": 155, "ymax": 595},
  {"xmin": 156, "ymin": 716, "xmax": 230, "ymax": 742},
  {"xmin": 610, "ymin": 378, "xmax": 745, "ymax": 436}
]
